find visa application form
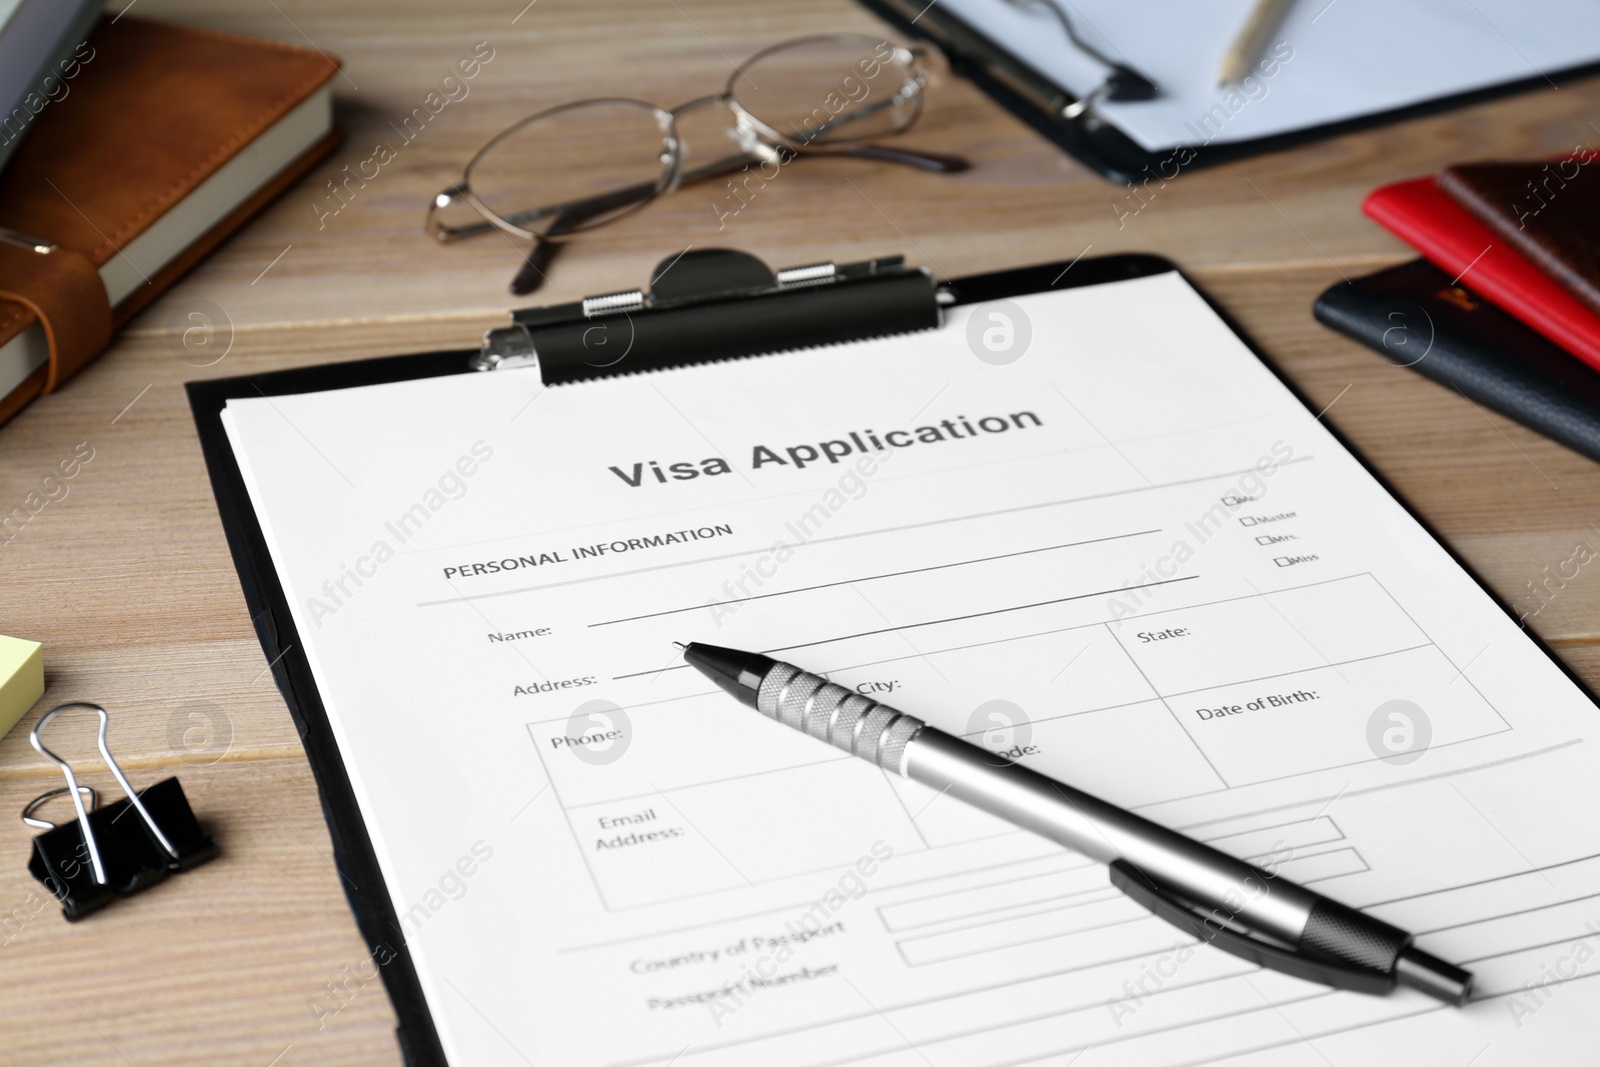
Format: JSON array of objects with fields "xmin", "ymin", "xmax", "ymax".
[{"xmin": 222, "ymin": 270, "xmax": 1600, "ymax": 1065}]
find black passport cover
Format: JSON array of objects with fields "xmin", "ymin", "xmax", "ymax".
[{"xmin": 1314, "ymin": 259, "xmax": 1600, "ymax": 465}]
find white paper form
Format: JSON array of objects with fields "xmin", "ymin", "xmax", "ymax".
[
  {"xmin": 934, "ymin": 0, "xmax": 1600, "ymax": 152},
  {"xmin": 223, "ymin": 271, "xmax": 1600, "ymax": 1066}
]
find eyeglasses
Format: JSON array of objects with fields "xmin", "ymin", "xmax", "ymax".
[{"xmin": 426, "ymin": 33, "xmax": 968, "ymax": 295}]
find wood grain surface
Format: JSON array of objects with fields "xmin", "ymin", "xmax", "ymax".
[{"xmin": 4, "ymin": 1, "xmax": 1600, "ymax": 1063}]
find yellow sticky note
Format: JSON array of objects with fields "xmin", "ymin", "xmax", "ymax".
[{"xmin": 0, "ymin": 634, "xmax": 44, "ymax": 740}]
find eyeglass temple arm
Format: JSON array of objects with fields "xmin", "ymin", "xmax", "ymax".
[
  {"xmin": 499, "ymin": 139, "xmax": 965, "ymax": 235},
  {"xmin": 509, "ymin": 153, "xmax": 750, "ymax": 290},
  {"xmin": 510, "ymin": 139, "xmax": 964, "ymax": 231},
  {"xmin": 509, "ymin": 200, "xmax": 600, "ymax": 294},
  {"xmin": 828, "ymin": 145, "xmax": 968, "ymax": 172},
  {"xmin": 506, "ymin": 143, "xmax": 966, "ymax": 295}
]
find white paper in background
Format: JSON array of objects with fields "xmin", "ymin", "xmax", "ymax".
[
  {"xmin": 936, "ymin": 0, "xmax": 1600, "ymax": 151},
  {"xmin": 222, "ymin": 273, "xmax": 1600, "ymax": 1065}
]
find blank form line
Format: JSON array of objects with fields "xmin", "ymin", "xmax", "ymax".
[
  {"xmin": 1366, "ymin": 849, "xmax": 1600, "ymax": 910},
  {"xmin": 1157, "ymin": 1002, "xmax": 1436, "ymax": 1067},
  {"xmin": 606, "ymin": 950, "xmax": 1258, "ymax": 1067},
  {"xmin": 556, "ymin": 754, "xmax": 851, "ymax": 811},
  {"xmin": 536, "ymin": 632, "xmax": 1438, "ymax": 742},
  {"xmin": 1141, "ymin": 725, "xmax": 1515, "ymax": 813},
  {"xmin": 756, "ymin": 909, "xmax": 1589, "ymax": 1067},
  {"xmin": 610, "ymin": 576, "xmax": 1200, "ymax": 680},
  {"xmin": 415, "ymin": 456, "xmax": 1315, "ymax": 607},
  {"xmin": 1172, "ymin": 738, "xmax": 1583, "ymax": 833},
  {"xmin": 1165, "ymin": 965, "xmax": 1600, "ymax": 1067},
  {"xmin": 1421, "ymin": 887, "xmax": 1600, "ymax": 937},
  {"xmin": 613, "ymin": 879, "xmax": 1600, "ymax": 1067},
  {"xmin": 589, "ymin": 529, "xmax": 1162, "ymax": 627},
  {"xmin": 610, "ymin": 570, "xmax": 1387, "ymax": 682},
  {"xmin": 565, "ymin": 853, "xmax": 1083, "ymax": 956},
  {"xmin": 1153, "ymin": 643, "xmax": 1433, "ymax": 702},
  {"xmin": 809, "ymin": 572, "xmax": 1389, "ymax": 683}
]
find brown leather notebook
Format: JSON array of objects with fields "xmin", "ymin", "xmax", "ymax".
[
  {"xmin": 1439, "ymin": 157, "xmax": 1600, "ymax": 320},
  {"xmin": 0, "ymin": 16, "xmax": 341, "ymax": 429}
]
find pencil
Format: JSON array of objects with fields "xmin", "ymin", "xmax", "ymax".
[{"xmin": 1218, "ymin": 0, "xmax": 1295, "ymax": 85}]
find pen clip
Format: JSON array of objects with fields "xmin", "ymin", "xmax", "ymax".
[{"xmin": 1108, "ymin": 860, "xmax": 1396, "ymax": 996}]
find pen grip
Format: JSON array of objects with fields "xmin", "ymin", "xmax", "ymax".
[{"xmin": 902, "ymin": 727, "xmax": 1325, "ymax": 948}]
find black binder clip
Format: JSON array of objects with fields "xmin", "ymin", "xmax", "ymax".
[{"xmin": 24, "ymin": 702, "xmax": 217, "ymax": 920}]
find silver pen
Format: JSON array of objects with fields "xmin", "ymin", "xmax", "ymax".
[{"xmin": 679, "ymin": 642, "xmax": 1472, "ymax": 1005}]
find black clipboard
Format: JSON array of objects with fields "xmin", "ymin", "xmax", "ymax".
[
  {"xmin": 185, "ymin": 249, "xmax": 1596, "ymax": 1065},
  {"xmin": 856, "ymin": 0, "xmax": 1600, "ymax": 183}
]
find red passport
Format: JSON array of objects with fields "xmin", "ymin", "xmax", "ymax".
[{"xmin": 1362, "ymin": 176, "xmax": 1600, "ymax": 370}]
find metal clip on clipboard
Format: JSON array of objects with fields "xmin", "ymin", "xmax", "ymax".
[{"xmin": 473, "ymin": 249, "xmax": 945, "ymax": 385}]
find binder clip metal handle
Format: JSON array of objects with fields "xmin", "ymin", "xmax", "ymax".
[
  {"xmin": 31, "ymin": 702, "xmax": 178, "ymax": 863},
  {"xmin": 30, "ymin": 704, "xmax": 115, "ymax": 886},
  {"xmin": 24, "ymin": 703, "xmax": 217, "ymax": 921},
  {"xmin": 21, "ymin": 785, "xmax": 100, "ymax": 830}
]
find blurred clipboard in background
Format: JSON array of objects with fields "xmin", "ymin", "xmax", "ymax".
[{"xmin": 858, "ymin": 0, "xmax": 1600, "ymax": 181}]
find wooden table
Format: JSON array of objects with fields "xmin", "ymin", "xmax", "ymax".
[{"xmin": 4, "ymin": 1, "xmax": 1599, "ymax": 1063}]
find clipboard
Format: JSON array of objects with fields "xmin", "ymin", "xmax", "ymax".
[
  {"xmin": 856, "ymin": 0, "xmax": 1600, "ymax": 183},
  {"xmin": 186, "ymin": 249, "xmax": 1597, "ymax": 1065}
]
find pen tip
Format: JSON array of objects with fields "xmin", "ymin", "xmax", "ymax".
[{"xmin": 672, "ymin": 641, "xmax": 687, "ymax": 652}]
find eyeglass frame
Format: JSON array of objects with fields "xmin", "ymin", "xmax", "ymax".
[{"xmin": 424, "ymin": 33, "xmax": 938, "ymax": 247}]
